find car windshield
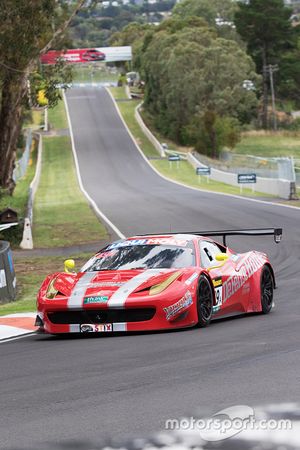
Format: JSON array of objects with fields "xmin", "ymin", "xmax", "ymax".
[{"xmin": 82, "ymin": 241, "xmax": 195, "ymax": 272}]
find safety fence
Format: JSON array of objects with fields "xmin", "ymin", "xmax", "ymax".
[{"xmin": 133, "ymin": 102, "xmax": 294, "ymax": 199}]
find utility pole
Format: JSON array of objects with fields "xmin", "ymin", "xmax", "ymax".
[{"xmin": 263, "ymin": 64, "xmax": 279, "ymax": 131}]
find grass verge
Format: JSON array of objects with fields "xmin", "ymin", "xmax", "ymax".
[
  {"xmin": 109, "ymin": 87, "xmax": 273, "ymax": 198},
  {"xmin": 152, "ymin": 160, "xmax": 273, "ymax": 197},
  {"xmin": 48, "ymin": 99, "xmax": 68, "ymax": 129},
  {"xmin": 236, "ymin": 132, "xmax": 300, "ymax": 158},
  {"xmin": 0, "ymin": 253, "xmax": 91, "ymax": 316},
  {"xmin": 33, "ymin": 134, "xmax": 108, "ymax": 247}
]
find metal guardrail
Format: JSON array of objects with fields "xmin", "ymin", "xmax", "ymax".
[{"xmin": 0, "ymin": 241, "xmax": 17, "ymax": 302}]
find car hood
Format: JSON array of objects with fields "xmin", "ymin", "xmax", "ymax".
[{"xmin": 53, "ymin": 268, "xmax": 185, "ymax": 299}]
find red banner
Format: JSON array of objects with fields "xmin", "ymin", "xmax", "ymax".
[{"xmin": 40, "ymin": 48, "xmax": 106, "ymax": 65}]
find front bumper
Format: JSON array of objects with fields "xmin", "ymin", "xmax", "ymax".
[{"xmin": 37, "ymin": 295, "xmax": 198, "ymax": 334}]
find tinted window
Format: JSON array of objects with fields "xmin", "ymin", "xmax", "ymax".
[{"xmin": 83, "ymin": 244, "xmax": 195, "ymax": 272}]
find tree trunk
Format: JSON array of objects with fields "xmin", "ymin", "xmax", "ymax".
[
  {"xmin": 0, "ymin": 73, "xmax": 28, "ymax": 193},
  {"xmin": 262, "ymin": 45, "xmax": 268, "ymax": 129}
]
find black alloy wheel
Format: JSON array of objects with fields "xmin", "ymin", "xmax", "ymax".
[
  {"xmin": 197, "ymin": 275, "xmax": 214, "ymax": 327},
  {"xmin": 261, "ymin": 265, "xmax": 274, "ymax": 314}
]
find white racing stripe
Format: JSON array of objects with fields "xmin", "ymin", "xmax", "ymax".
[
  {"xmin": 108, "ymin": 269, "xmax": 162, "ymax": 308},
  {"xmin": 68, "ymin": 272, "xmax": 96, "ymax": 309}
]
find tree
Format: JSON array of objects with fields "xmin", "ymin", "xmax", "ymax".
[
  {"xmin": 173, "ymin": 0, "xmax": 238, "ymax": 28},
  {"xmin": 0, "ymin": 0, "xmax": 86, "ymax": 193},
  {"xmin": 138, "ymin": 18, "xmax": 258, "ymax": 155},
  {"xmin": 234, "ymin": 0, "xmax": 295, "ymax": 128}
]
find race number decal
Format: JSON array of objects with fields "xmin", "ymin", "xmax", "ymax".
[{"xmin": 213, "ymin": 277, "xmax": 223, "ymax": 308}]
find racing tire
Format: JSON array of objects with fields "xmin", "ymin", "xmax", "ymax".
[
  {"xmin": 260, "ymin": 265, "xmax": 274, "ymax": 314},
  {"xmin": 197, "ymin": 275, "xmax": 214, "ymax": 327}
]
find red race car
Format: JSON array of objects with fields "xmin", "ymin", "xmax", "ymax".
[{"xmin": 35, "ymin": 228, "xmax": 282, "ymax": 335}]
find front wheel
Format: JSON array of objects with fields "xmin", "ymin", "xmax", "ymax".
[
  {"xmin": 197, "ymin": 275, "xmax": 214, "ymax": 327},
  {"xmin": 260, "ymin": 265, "xmax": 274, "ymax": 314}
]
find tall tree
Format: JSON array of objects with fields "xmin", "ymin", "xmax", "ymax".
[
  {"xmin": 234, "ymin": 0, "xmax": 295, "ymax": 128},
  {"xmin": 173, "ymin": 0, "xmax": 238, "ymax": 28},
  {"xmin": 138, "ymin": 18, "xmax": 258, "ymax": 156},
  {"xmin": 0, "ymin": 0, "xmax": 86, "ymax": 193}
]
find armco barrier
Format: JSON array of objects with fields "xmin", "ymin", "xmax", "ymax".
[
  {"xmin": 135, "ymin": 104, "xmax": 165, "ymax": 157},
  {"xmin": 187, "ymin": 153, "xmax": 292, "ymax": 199},
  {"xmin": 0, "ymin": 241, "xmax": 17, "ymax": 302}
]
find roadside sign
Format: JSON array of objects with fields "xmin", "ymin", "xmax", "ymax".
[
  {"xmin": 196, "ymin": 167, "xmax": 211, "ymax": 176},
  {"xmin": 168, "ymin": 155, "xmax": 180, "ymax": 162},
  {"xmin": 238, "ymin": 173, "xmax": 257, "ymax": 194},
  {"xmin": 196, "ymin": 166, "xmax": 211, "ymax": 184},
  {"xmin": 238, "ymin": 174, "xmax": 257, "ymax": 184}
]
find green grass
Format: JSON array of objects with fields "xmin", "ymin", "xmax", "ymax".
[
  {"xmin": 0, "ymin": 253, "xmax": 92, "ymax": 316},
  {"xmin": 152, "ymin": 160, "xmax": 272, "ymax": 197},
  {"xmin": 33, "ymin": 135, "xmax": 108, "ymax": 247},
  {"xmin": 235, "ymin": 132, "xmax": 300, "ymax": 158},
  {"xmin": 48, "ymin": 99, "xmax": 68, "ymax": 129},
  {"xmin": 109, "ymin": 87, "xmax": 159, "ymax": 158}
]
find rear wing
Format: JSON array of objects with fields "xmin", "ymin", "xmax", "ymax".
[
  {"xmin": 187, "ymin": 228, "xmax": 283, "ymax": 246},
  {"xmin": 136, "ymin": 228, "xmax": 283, "ymax": 247}
]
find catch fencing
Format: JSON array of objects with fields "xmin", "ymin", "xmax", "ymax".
[{"xmin": 188, "ymin": 152, "xmax": 293, "ymax": 199}]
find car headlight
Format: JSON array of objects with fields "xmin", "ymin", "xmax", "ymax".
[
  {"xmin": 149, "ymin": 271, "xmax": 182, "ymax": 296},
  {"xmin": 46, "ymin": 278, "xmax": 58, "ymax": 299}
]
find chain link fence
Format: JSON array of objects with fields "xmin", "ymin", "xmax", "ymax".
[
  {"xmin": 12, "ymin": 129, "xmax": 32, "ymax": 183},
  {"xmin": 195, "ymin": 150, "xmax": 296, "ymax": 182}
]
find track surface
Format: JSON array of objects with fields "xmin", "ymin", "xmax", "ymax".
[{"xmin": 0, "ymin": 87, "xmax": 299, "ymax": 450}]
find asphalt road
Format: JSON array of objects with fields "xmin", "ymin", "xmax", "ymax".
[{"xmin": 0, "ymin": 87, "xmax": 299, "ymax": 450}]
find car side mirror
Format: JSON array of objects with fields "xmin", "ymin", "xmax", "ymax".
[
  {"xmin": 215, "ymin": 253, "xmax": 229, "ymax": 262},
  {"xmin": 64, "ymin": 259, "xmax": 76, "ymax": 273}
]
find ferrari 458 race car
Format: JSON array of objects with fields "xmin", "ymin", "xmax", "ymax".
[{"xmin": 35, "ymin": 228, "xmax": 282, "ymax": 335}]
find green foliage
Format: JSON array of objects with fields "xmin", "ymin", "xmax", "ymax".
[
  {"xmin": 234, "ymin": 0, "xmax": 294, "ymax": 70},
  {"xmin": 136, "ymin": 17, "xmax": 258, "ymax": 154},
  {"xmin": 234, "ymin": 0, "xmax": 300, "ymax": 124},
  {"xmin": 173, "ymin": 0, "xmax": 238, "ymax": 26},
  {"xmin": 184, "ymin": 112, "xmax": 241, "ymax": 158},
  {"xmin": 30, "ymin": 61, "xmax": 73, "ymax": 109}
]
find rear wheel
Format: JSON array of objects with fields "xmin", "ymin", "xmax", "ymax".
[
  {"xmin": 197, "ymin": 275, "xmax": 213, "ymax": 327},
  {"xmin": 261, "ymin": 265, "xmax": 274, "ymax": 314}
]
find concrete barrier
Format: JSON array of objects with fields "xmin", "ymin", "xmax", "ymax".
[
  {"xmin": 135, "ymin": 104, "xmax": 165, "ymax": 157},
  {"xmin": 20, "ymin": 133, "xmax": 43, "ymax": 249},
  {"xmin": 187, "ymin": 153, "xmax": 292, "ymax": 199},
  {"xmin": 0, "ymin": 241, "xmax": 17, "ymax": 302}
]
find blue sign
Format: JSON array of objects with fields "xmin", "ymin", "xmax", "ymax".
[
  {"xmin": 238, "ymin": 173, "xmax": 257, "ymax": 184},
  {"xmin": 168, "ymin": 154, "xmax": 180, "ymax": 162},
  {"xmin": 196, "ymin": 167, "xmax": 211, "ymax": 175}
]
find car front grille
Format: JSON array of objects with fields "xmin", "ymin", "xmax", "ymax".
[{"xmin": 47, "ymin": 308, "xmax": 156, "ymax": 325}]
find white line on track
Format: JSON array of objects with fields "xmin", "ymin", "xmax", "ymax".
[
  {"xmin": 106, "ymin": 88, "xmax": 300, "ymax": 212},
  {"xmin": 0, "ymin": 332, "xmax": 36, "ymax": 344}
]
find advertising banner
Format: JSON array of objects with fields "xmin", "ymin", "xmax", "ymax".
[{"xmin": 40, "ymin": 46, "xmax": 132, "ymax": 65}]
